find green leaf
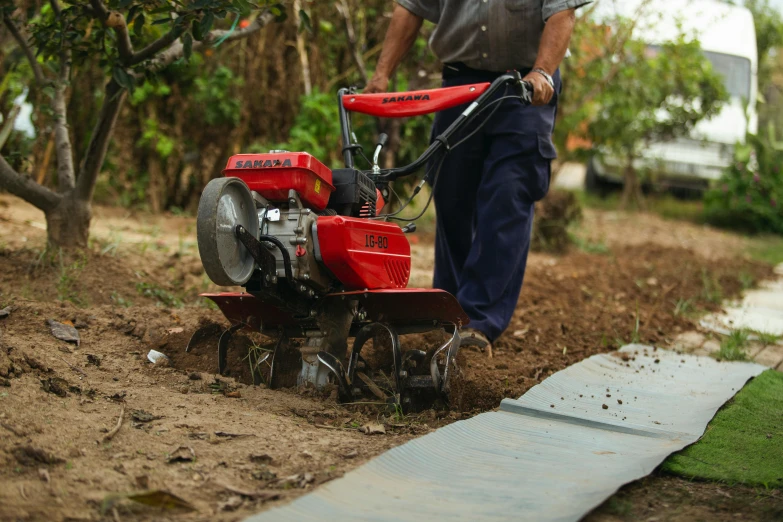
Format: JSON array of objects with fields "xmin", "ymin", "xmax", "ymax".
[
  {"xmin": 133, "ymin": 14, "xmax": 145, "ymax": 35},
  {"xmin": 112, "ymin": 66, "xmax": 134, "ymax": 94},
  {"xmin": 270, "ymin": 4, "xmax": 287, "ymax": 22},
  {"xmin": 152, "ymin": 18, "xmax": 170, "ymax": 25},
  {"xmin": 198, "ymin": 12, "xmax": 214, "ymax": 37},
  {"xmin": 192, "ymin": 18, "xmax": 204, "ymax": 41},
  {"xmin": 234, "ymin": 0, "xmax": 251, "ymax": 16},
  {"xmin": 126, "ymin": 5, "xmax": 139, "ymax": 23},
  {"xmin": 182, "ymin": 33, "xmax": 193, "ymax": 61},
  {"xmin": 298, "ymin": 9, "xmax": 312, "ymax": 34}
]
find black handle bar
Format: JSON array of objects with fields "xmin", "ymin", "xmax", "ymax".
[{"xmin": 365, "ymin": 72, "xmax": 533, "ymax": 183}]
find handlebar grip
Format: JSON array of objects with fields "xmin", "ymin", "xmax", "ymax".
[{"xmin": 378, "ymin": 133, "xmax": 389, "ymax": 147}]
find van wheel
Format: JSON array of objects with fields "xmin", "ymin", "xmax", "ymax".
[{"xmin": 585, "ymin": 159, "xmax": 613, "ymax": 197}]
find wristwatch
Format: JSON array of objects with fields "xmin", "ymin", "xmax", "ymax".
[{"xmin": 531, "ymin": 67, "xmax": 554, "ymax": 88}]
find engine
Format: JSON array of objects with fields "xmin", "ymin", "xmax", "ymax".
[{"xmin": 201, "ymin": 151, "xmax": 412, "ymax": 310}]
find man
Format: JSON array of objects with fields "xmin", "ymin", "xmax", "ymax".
[{"xmin": 365, "ymin": 1, "xmax": 591, "ymax": 356}]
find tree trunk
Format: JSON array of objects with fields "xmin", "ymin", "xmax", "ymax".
[
  {"xmin": 45, "ymin": 193, "xmax": 91, "ymax": 249},
  {"xmin": 620, "ymin": 154, "xmax": 646, "ymax": 210}
]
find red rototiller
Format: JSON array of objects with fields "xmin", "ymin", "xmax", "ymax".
[{"xmin": 193, "ymin": 72, "xmax": 533, "ymax": 411}]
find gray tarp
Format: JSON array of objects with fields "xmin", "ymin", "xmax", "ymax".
[{"xmin": 245, "ymin": 344, "xmax": 766, "ymax": 522}]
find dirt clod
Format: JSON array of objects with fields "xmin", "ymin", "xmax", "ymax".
[
  {"xmin": 12, "ymin": 446, "xmax": 65, "ymax": 467},
  {"xmin": 602, "ymin": 404, "xmax": 609, "ymax": 410},
  {"xmin": 40, "ymin": 377, "xmax": 70, "ymax": 397}
]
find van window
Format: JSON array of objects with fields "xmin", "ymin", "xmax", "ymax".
[
  {"xmin": 646, "ymin": 45, "xmax": 751, "ymax": 100},
  {"xmin": 703, "ymin": 51, "xmax": 751, "ymax": 100}
]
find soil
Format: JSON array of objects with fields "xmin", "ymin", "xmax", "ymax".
[
  {"xmin": 586, "ymin": 473, "xmax": 783, "ymax": 522},
  {"xmin": 0, "ymin": 194, "xmax": 778, "ymax": 521}
]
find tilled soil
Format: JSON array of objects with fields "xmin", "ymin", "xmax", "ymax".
[{"xmin": 0, "ymin": 195, "xmax": 776, "ymax": 521}]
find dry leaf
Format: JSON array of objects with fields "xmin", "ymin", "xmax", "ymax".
[{"xmin": 47, "ymin": 319, "xmax": 80, "ymax": 346}]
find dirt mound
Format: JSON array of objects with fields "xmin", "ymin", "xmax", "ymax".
[
  {"xmin": 154, "ymin": 321, "xmax": 277, "ymax": 386},
  {"xmin": 451, "ymin": 243, "xmax": 772, "ymax": 411}
]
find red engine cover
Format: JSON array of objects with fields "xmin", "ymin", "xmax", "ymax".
[
  {"xmin": 223, "ymin": 152, "xmax": 334, "ymax": 211},
  {"xmin": 317, "ymin": 216, "xmax": 411, "ymax": 290}
]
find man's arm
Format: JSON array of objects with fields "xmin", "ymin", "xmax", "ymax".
[
  {"xmin": 364, "ymin": 4, "xmax": 423, "ymax": 93},
  {"xmin": 524, "ymin": 8, "xmax": 576, "ymax": 106}
]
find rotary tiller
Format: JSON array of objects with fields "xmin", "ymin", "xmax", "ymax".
[{"xmin": 193, "ymin": 72, "xmax": 532, "ymax": 411}]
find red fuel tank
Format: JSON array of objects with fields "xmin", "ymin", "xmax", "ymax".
[
  {"xmin": 316, "ymin": 216, "xmax": 411, "ymax": 290},
  {"xmin": 223, "ymin": 152, "xmax": 334, "ymax": 211}
]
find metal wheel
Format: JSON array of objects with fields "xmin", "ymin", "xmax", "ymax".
[{"xmin": 197, "ymin": 177, "xmax": 259, "ymax": 286}]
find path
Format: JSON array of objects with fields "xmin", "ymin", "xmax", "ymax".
[{"xmin": 672, "ymin": 264, "xmax": 783, "ymax": 371}]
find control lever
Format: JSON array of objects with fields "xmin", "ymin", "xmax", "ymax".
[
  {"xmin": 372, "ymin": 133, "xmax": 389, "ymax": 175},
  {"xmin": 401, "ymin": 223, "xmax": 416, "ymax": 234}
]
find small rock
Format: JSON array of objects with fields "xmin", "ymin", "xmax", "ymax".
[
  {"xmin": 360, "ymin": 423, "xmax": 386, "ymax": 435},
  {"xmin": 251, "ymin": 466, "xmax": 277, "ymax": 481},
  {"xmin": 617, "ymin": 399, "xmax": 623, "ymax": 405},
  {"xmin": 188, "ymin": 372, "xmax": 202, "ymax": 381},
  {"xmin": 166, "ymin": 446, "xmax": 195, "ymax": 463},
  {"xmin": 301, "ymin": 450, "xmax": 313, "ymax": 459},
  {"xmin": 646, "ymin": 277, "xmax": 658, "ymax": 286},
  {"xmin": 343, "ymin": 449, "xmax": 358, "ymax": 459},
  {"xmin": 86, "ymin": 354, "xmax": 101, "ymax": 367},
  {"xmin": 602, "ymin": 404, "xmax": 608, "ymax": 410},
  {"xmin": 135, "ymin": 475, "xmax": 149, "ymax": 489},
  {"xmin": 38, "ymin": 468, "xmax": 50, "ymax": 482},
  {"xmin": 0, "ymin": 306, "xmax": 11, "ymax": 319},
  {"xmin": 249, "ymin": 453, "xmax": 273, "ymax": 464},
  {"xmin": 225, "ymin": 391, "xmax": 241, "ymax": 398},
  {"xmin": 180, "ymin": 386, "xmax": 189, "ymax": 394},
  {"xmin": 701, "ymin": 340, "xmax": 721, "ymax": 354},
  {"xmin": 219, "ymin": 496, "xmax": 244, "ymax": 512}
]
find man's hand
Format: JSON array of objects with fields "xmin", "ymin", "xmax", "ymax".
[
  {"xmin": 522, "ymin": 71, "xmax": 554, "ymax": 106},
  {"xmin": 364, "ymin": 75, "xmax": 389, "ymax": 94}
]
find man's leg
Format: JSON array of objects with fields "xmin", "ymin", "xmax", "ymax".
[
  {"xmin": 431, "ymin": 90, "xmax": 487, "ymax": 297},
  {"xmin": 455, "ymin": 78, "xmax": 559, "ymax": 342}
]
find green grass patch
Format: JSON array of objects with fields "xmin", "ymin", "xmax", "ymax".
[
  {"xmin": 576, "ymin": 192, "xmax": 707, "ymax": 224},
  {"xmin": 716, "ymin": 330, "xmax": 750, "ymax": 362},
  {"xmin": 746, "ymin": 235, "xmax": 783, "ymax": 265},
  {"xmin": 663, "ymin": 370, "xmax": 783, "ymax": 488}
]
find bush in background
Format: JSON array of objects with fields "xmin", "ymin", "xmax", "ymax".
[{"xmin": 704, "ymin": 123, "xmax": 783, "ymax": 234}]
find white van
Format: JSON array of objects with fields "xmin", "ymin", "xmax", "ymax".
[{"xmin": 586, "ymin": 0, "xmax": 758, "ymax": 192}]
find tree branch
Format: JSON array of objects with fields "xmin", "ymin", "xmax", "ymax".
[
  {"xmin": 129, "ymin": 25, "xmax": 186, "ymax": 65},
  {"xmin": 0, "ymin": 155, "xmax": 62, "ymax": 212},
  {"xmin": 2, "ymin": 15, "xmax": 46, "ymax": 87},
  {"xmin": 335, "ymin": 0, "xmax": 368, "ymax": 83},
  {"xmin": 145, "ymin": 10, "xmax": 276, "ymax": 72},
  {"xmin": 75, "ymin": 79, "xmax": 126, "ymax": 201},
  {"xmin": 54, "ymin": 49, "xmax": 76, "ymax": 192},
  {"xmin": 89, "ymin": 0, "xmax": 135, "ymax": 64}
]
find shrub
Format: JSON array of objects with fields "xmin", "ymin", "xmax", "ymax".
[{"xmin": 704, "ymin": 123, "xmax": 783, "ymax": 234}]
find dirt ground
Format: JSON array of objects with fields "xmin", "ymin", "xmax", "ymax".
[{"xmin": 0, "ymin": 194, "xmax": 780, "ymax": 521}]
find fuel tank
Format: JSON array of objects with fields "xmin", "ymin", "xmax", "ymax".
[{"xmin": 223, "ymin": 152, "xmax": 334, "ymax": 211}]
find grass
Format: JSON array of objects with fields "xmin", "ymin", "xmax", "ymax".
[
  {"xmin": 746, "ymin": 235, "xmax": 783, "ymax": 265},
  {"xmin": 755, "ymin": 331, "xmax": 781, "ymax": 346},
  {"xmin": 569, "ymin": 233, "xmax": 610, "ymax": 255},
  {"xmin": 55, "ymin": 252, "xmax": 88, "ymax": 307},
  {"xmin": 577, "ymin": 191, "xmax": 707, "ymax": 224},
  {"xmin": 716, "ymin": 329, "xmax": 750, "ymax": 361},
  {"xmin": 663, "ymin": 370, "xmax": 783, "ymax": 488},
  {"xmin": 700, "ymin": 268, "xmax": 723, "ymax": 304},
  {"xmin": 135, "ymin": 282, "xmax": 183, "ymax": 308}
]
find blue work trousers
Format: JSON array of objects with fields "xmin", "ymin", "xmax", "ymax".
[{"xmin": 431, "ymin": 67, "xmax": 560, "ymax": 342}]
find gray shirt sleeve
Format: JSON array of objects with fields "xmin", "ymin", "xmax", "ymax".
[
  {"xmin": 396, "ymin": 0, "xmax": 440, "ymax": 24},
  {"xmin": 542, "ymin": 0, "xmax": 593, "ymax": 22}
]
